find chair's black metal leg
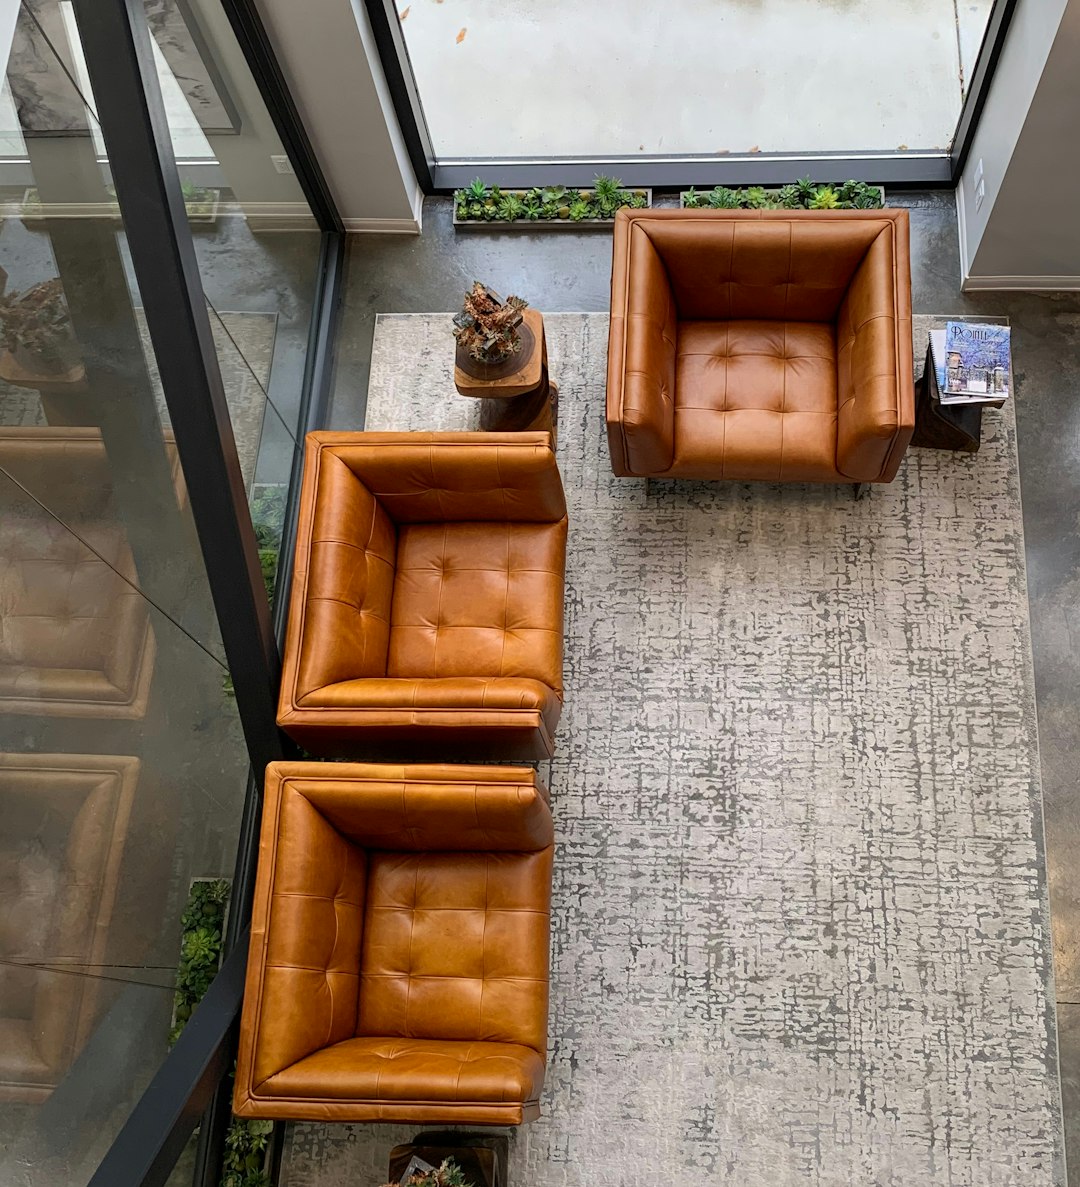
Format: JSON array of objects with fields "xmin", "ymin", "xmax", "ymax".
[{"xmin": 853, "ymin": 483, "xmax": 869, "ymax": 501}]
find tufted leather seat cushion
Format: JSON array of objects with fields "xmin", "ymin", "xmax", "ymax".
[
  {"xmin": 234, "ymin": 762, "xmax": 554, "ymax": 1125},
  {"xmin": 279, "ymin": 432, "xmax": 567, "ymax": 760},
  {"xmin": 388, "ymin": 522, "xmax": 564, "ymax": 687},
  {"xmin": 606, "ymin": 209, "xmax": 914, "ymax": 484},
  {"xmin": 674, "ymin": 320, "xmax": 841, "ymax": 481}
]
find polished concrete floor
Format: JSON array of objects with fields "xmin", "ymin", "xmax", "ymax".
[
  {"xmin": 398, "ymin": 0, "xmax": 993, "ymax": 156},
  {"xmin": 332, "ymin": 192, "xmax": 1080, "ymax": 1181}
]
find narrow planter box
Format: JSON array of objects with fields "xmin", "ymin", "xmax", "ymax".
[
  {"xmin": 454, "ymin": 188, "xmax": 652, "ymax": 230},
  {"xmin": 678, "ymin": 184, "xmax": 886, "ymax": 209}
]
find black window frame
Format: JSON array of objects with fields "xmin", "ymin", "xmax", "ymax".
[{"xmin": 363, "ymin": 0, "xmax": 1019, "ymax": 193}]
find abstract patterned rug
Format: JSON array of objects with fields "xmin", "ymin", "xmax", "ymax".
[{"xmin": 281, "ymin": 313, "xmax": 1060, "ymax": 1187}]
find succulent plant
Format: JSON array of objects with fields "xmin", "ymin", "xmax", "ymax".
[
  {"xmin": 776, "ymin": 184, "xmax": 801, "ymax": 209},
  {"xmin": 743, "ymin": 186, "xmax": 772, "ymax": 209},
  {"xmin": 569, "ymin": 200, "xmax": 591, "ymax": 221},
  {"xmin": 706, "ymin": 185, "xmax": 741, "ymax": 209},
  {"xmin": 809, "ymin": 186, "xmax": 840, "ymax": 209},
  {"xmin": 630, "ymin": 193, "xmax": 648, "ymax": 209},
  {"xmin": 496, "ymin": 192, "xmax": 525, "ymax": 221},
  {"xmin": 453, "ymin": 281, "xmax": 528, "ymax": 363},
  {"xmin": 794, "ymin": 176, "xmax": 817, "ymax": 204},
  {"xmin": 464, "ymin": 177, "xmax": 489, "ymax": 201},
  {"xmin": 592, "ymin": 174, "xmax": 628, "ymax": 215},
  {"xmin": 682, "ymin": 187, "xmax": 702, "ymax": 208}
]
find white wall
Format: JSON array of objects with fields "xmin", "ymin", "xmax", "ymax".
[
  {"xmin": 957, "ymin": 0, "xmax": 1080, "ymax": 289},
  {"xmin": 252, "ymin": 0, "xmax": 422, "ymax": 232}
]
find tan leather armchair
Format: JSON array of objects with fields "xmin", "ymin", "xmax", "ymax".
[
  {"xmin": 0, "ymin": 753, "xmax": 137, "ymax": 1101},
  {"xmin": 278, "ymin": 431, "xmax": 567, "ymax": 760},
  {"xmin": 606, "ymin": 209, "xmax": 915, "ymax": 484},
  {"xmin": 233, "ymin": 762, "xmax": 554, "ymax": 1125}
]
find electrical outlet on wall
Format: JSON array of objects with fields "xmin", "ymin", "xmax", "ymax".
[
  {"xmin": 975, "ymin": 178, "xmax": 986, "ymax": 212},
  {"xmin": 271, "ymin": 155, "xmax": 294, "ymax": 175}
]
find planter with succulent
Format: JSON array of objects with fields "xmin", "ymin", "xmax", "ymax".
[
  {"xmin": 0, "ymin": 278, "xmax": 83, "ymax": 380},
  {"xmin": 453, "ymin": 282, "xmax": 530, "ymax": 369},
  {"xmin": 680, "ymin": 178, "xmax": 885, "ymax": 211},
  {"xmin": 454, "ymin": 175, "xmax": 651, "ymax": 228},
  {"xmin": 181, "ymin": 180, "xmax": 222, "ymax": 224}
]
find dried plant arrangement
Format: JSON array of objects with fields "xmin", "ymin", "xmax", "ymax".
[{"xmin": 452, "ymin": 281, "xmax": 528, "ymax": 364}]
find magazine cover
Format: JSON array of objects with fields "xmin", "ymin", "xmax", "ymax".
[{"xmin": 943, "ymin": 320, "xmax": 1011, "ymax": 399}]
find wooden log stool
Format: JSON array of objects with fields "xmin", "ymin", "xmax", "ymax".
[{"xmin": 454, "ymin": 308, "xmax": 559, "ymax": 444}]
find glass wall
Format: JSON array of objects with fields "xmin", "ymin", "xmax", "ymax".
[
  {"xmin": 0, "ymin": 2, "xmax": 322, "ymax": 1182},
  {"xmin": 393, "ymin": 0, "xmax": 1000, "ymax": 161}
]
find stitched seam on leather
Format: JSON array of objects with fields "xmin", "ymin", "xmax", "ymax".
[
  {"xmin": 309, "ymin": 537, "xmax": 394, "ymax": 557},
  {"xmin": 781, "ymin": 324, "xmax": 788, "ymax": 415},
  {"xmin": 431, "ymin": 524, "xmax": 447, "ymax": 678},
  {"xmin": 499, "ymin": 527, "xmax": 510, "ymax": 677},
  {"xmin": 479, "ymin": 855, "xmax": 490, "ymax": 1042},
  {"xmin": 404, "ymin": 860, "xmax": 419, "ymax": 1036}
]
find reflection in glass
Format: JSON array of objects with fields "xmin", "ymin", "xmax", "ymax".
[
  {"xmin": 0, "ymin": 0, "xmax": 323, "ymax": 1180},
  {"xmin": 0, "ymin": 428, "xmax": 179, "ymax": 719},
  {"xmin": 0, "ymin": 753, "xmax": 139, "ymax": 1101}
]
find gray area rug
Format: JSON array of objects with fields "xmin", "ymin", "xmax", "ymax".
[
  {"xmin": 281, "ymin": 313, "xmax": 1059, "ymax": 1186},
  {"xmin": 0, "ymin": 309, "xmax": 276, "ymax": 491}
]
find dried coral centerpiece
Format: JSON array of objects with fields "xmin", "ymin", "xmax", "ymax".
[
  {"xmin": 0, "ymin": 277, "xmax": 80, "ymax": 374},
  {"xmin": 453, "ymin": 281, "xmax": 528, "ymax": 365}
]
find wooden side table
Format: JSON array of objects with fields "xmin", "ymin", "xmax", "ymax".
[
  {"xmin": 454, "ymin": 308, "xmax": 558, "ymax": 443},
  {"xmin": 388, "ymin": 1132, "xmax": 507, "ymax": 1186},
  {"xmin": 0, "ymin": 351, "xmax": 89, "ymax": 426}
]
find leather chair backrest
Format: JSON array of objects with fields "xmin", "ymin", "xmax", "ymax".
[
  {"xmin": 266, "ymin": 763, "xmax": 553, "ymax": 852},
  {"xmin": 637, "ymin": 214, "xmax": 889, "ymax": 322},
  {"xmin": 328, "ymin": 433, "xmax": 566, "ymax": 524}
]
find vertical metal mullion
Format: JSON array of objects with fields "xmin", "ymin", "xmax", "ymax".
[
  {"xmin": 71, "ymin": 0, "xmax": 289, "ymax": 777},
  {"xmin": 363, "ymin": 0, "xmax": 436, "ymax": 192},
  {"xmin": 950, "ymin": 0, "xmax": 1020, "ymax": 180},
  {"xmin": 217, "ymin": 0, "xmax": 344, "ymax": 232}
]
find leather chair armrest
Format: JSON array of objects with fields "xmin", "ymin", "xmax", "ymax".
[
  {"xmin": 835, "ymin": 214, "xmax": 915, "ymax": 483},
  {"xmin": 607, "ymin": 213, "xmax": 677, "ymax": 476},
  {"xmin": 310, "ymin": 432, "xmax": 566, "ymax": 523},
  {"xmin": 235, "ymin": 773, "xmax": 367, "ymax": 1096}
]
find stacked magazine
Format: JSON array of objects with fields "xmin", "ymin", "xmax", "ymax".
[{"xmin": 929, "ymin": 321, "xmax": 1011, "ymax": 406}]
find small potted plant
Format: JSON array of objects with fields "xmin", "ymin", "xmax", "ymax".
[
  {"xmin": 383, "ymin": 1157, "xmax": 472, "ymax": 1187},
  {"xmin": 0, "ymin": 278, "xmax": 82, "ymax": 378},
  {"xmin": 452, "ymin": 281, "xmax": 528, "ymax": 366}
]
